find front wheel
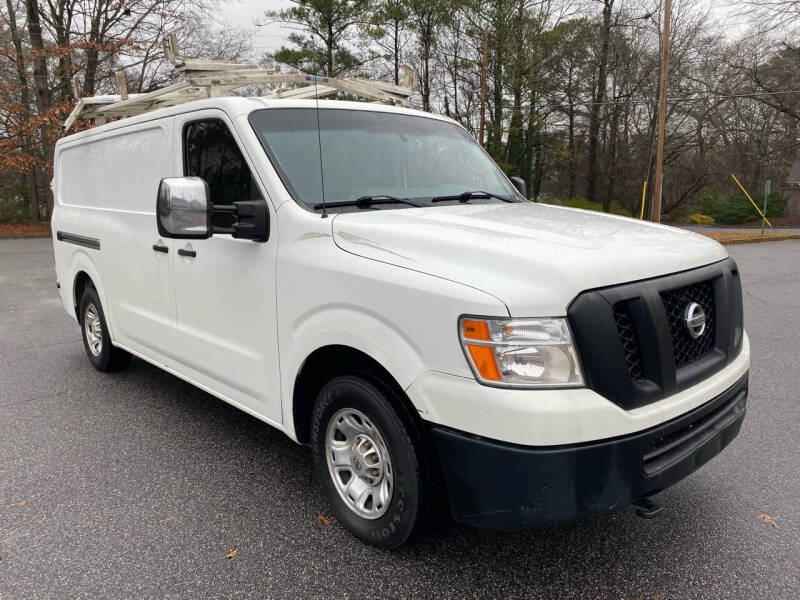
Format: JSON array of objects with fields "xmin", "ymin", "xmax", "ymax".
[{"xmin": 311, "ymin": 375, "xmax": 432, "ymax": 549}]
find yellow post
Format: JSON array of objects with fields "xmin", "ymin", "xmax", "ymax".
[
  {"xmin": 731, "ymin": 174, "xmax": 775, "ymax": 231},
  {"xmin": 639, "ymin": 180, "xmax": 647, "ymax": 220}
]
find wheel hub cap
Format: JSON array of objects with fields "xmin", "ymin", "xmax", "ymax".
[
  {"xmin": 84, "ymin": 303, "xmax": 103, "ymax": 357},
  {"xmin": 325, "ymin": 408, "xmax": 393, "ymax": 519}
]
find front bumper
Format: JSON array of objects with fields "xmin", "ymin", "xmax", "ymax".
[{"xmin": 431, "ymin": 373, "xmax": 748, "ymax": 530}]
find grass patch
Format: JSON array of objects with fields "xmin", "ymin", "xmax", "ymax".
[{"xmin": 553, "ymin": 197, "xmax": 633, "ymax": 217}]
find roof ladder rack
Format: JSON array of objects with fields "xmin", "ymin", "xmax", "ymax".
[{"xmin": 61, "ymin": 32, "xmax": 418, "ymax": 134}]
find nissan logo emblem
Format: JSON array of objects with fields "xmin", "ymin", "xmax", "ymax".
[{"xmin": 683, "ymin": 302, "xmax": 707, "ymax": 339}]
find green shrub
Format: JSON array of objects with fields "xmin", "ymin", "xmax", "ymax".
[
  {"xmin": 687, "ymin": 213, "xmax": 714, "ymax": 225},
  {"xmin": 700, "ymin": 191, "xmax": 786, "ymax": 224},
  {"xmin": 558, "ymin": 197, "xmax": 632, "ymax": 217}
]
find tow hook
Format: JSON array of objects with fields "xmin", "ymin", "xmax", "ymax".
[{"xmin": 633, "ymin": 497, "xmax": 663, "ymax": 519}]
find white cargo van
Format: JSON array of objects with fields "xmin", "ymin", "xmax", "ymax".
[{"xmin": 51, "ymin": 97, "xmax": 749, "ymax": 548}]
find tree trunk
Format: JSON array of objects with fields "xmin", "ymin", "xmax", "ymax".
[
  {"xmin": 393, "ymin": 20, "xmax": 400, "ymax": 84},
  {"xmin": 525, "ymin": 93, "xmax": 539, "ymax": 199},
  {"xmin": 506, "ymin": 88, "xmax": 524, "ymax": 175},
  {"xmin": 587, "ymin": 0, "xmax": 613, "ymax": 204},
  {"xmin": 6, "ymin": 0, "xmax": 40, "ymax": 220},
  {"xmin": 450, "ymin": 28, "xmax": 459, "ymax": 122},
  {"xmin": 604, "ymin": 99, "xmax": 620, "ymax": 212},
  {"xmin": 489, "ymin": 38, "xmax": 504, "ymax": 160},
  {"xmin": 24, "ymin": 0, "xmax": 53, "ymax": 217},
  {"xmin": 421, "ymin": 16, "xmax": 432, "ymax": 111},
  {"xmin": 533, "ymin": 138, "xmax": 543, "ymax": 200},
  {"xmin": 51, "ymin": 1, "xmax": 75, "ymax": 102},
  {"xmin": 327, "ymin": 24, "xmax": 334, "ymax": 75},
  {"xmin": 567, "ymin": 104, "xmax": 576, "ymax": 199},
  {"xmin": 82, "ymin": 3, "xmax": 104, "ymax": 96},
  {"xmin": 567, "ymin": 67, "xmax": 576, "ymax": 199}
]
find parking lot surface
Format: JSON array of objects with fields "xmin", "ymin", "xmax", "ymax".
[{"xmin": 1, "ymin": 237, "xmax": 798, "ymax": 599}]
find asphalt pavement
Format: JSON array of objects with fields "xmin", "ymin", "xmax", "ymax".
[{"xmin": 1, "ymin": 237, "xmax": 798, "ymax": 599}]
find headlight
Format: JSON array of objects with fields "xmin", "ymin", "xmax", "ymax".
[{"xmin": 459, "ymin": 317, "xmax": 584, "ymax": 388}]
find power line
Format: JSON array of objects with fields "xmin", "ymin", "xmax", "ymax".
[{"xmin": 504, "ymin": 89, "xmax": 800, "ymax": 110}]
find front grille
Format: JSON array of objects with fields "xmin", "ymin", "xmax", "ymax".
[
  {"xmin": 613, "ymin": 302, "xmax": 644, "ymax": 379},
  {"xmin": 660, "ymin": 281, "xmax": 715, "ymax": 368},
  {"xmin": 567, "ymin": 258, "xmax": 743, "ymax": 410}
]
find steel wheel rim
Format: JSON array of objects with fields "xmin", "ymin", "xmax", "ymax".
[
  {"xmin": 84, "ymin": 303, "xmax": 103, "ymax": 357},
  {"xmin": 325, "ymin": 407, "xmax": 393, "ymax": 520}
]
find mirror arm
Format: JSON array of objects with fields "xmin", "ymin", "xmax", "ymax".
[
  {"xmin": 210, "ymin": 205, "xmax": 235, "ymax": 234},
  {"xmin": 232, "ymin": 200, "xmax": 269, "ymax": 242},
  {"xmin": 208, "ymin": 201, "xmax": 269, "ymax": 242}
]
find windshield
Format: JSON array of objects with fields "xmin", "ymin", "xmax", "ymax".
[{"xmin": 248, "ymin": 108, "xmax": 518, "ymax": 211}]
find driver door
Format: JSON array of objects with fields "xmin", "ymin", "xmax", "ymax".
[{"xmin": 170, "ymin": 109, "xmax": 281, "ymax": 424}]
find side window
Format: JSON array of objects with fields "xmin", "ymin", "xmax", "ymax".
[{"xmin": 183, "ymin": 119, "xmax": 263, "ymax": 228}]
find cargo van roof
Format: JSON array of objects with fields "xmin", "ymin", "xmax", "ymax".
[{"xmin": 57, "ymin": 96, "xmax": 457, "ymax": 145}]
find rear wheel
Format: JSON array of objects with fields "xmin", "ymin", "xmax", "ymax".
[
  {"xmin": 311, "ymin": 375, "xmax": 432, "ymax": 549},
  {"xmin": 79, "ymin": 285, "xmax": 132, "ymax": 372}
]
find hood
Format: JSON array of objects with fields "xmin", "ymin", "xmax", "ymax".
[{"xmin": 331, "ymin": 202, "xmax": 728, "ymax": 316}]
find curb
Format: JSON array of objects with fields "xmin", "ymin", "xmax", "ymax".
[{"xmin": 703, "ymin": 234, "xmax": 800, "ymax": 246}]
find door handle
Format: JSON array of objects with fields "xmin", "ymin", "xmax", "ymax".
[
  {"xmin": 177, "ymin": 248, "xmax": 197, "ymax": 258},
  {"xmin": 152, "ymin": 244, "xmax": 168, "ymax": 253}
]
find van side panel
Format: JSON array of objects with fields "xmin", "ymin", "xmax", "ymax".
[
  {"xmin": 58, "ymin": 125, "xmax": 168, "ymax": 212},
  {"xmin": 52, "ymin": 121, "xmax": 180, "ymax": 365}
]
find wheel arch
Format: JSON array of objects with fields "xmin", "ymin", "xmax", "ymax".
[
  {"xmin": 67, "ymin": 254, "xmax": 116, "ymax": 339},
  {"xmin": 291, "ymin": 344, "xmax": 424, "ymax": 445},
  {"xmin": 72, "ymin": 270, "xmax": 93, "ymax": 320}
]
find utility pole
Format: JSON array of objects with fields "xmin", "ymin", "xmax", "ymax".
[
  {"xmin": 479, "ymin": 28, "xmax": 488, "ymax": 147},
  {"xmin": 652, "ymin": 0, "xmax": 671, "ymax": 223}
]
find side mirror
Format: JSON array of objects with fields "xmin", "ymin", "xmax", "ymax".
[
  {"xmin": 510, "ymin": 176, "xmax": 527, "ymax": 199},
  {"xmin": 157, "ymin": 177, "xmax": 211, "ymax": 239}
]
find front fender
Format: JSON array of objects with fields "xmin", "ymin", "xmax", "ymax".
[
  {"xmin": 276, "ymin": 204, "xmax": 510, "ymax": 440},
  {"xmin": 280, "ymin": 303, "xmax": 427, "ymax": 439}
]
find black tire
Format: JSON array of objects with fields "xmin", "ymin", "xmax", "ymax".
[
  {"xmin": 79, "ymin": 284, "xmax": 132, "ymax": 372},
  {"xmin": 311, "ymin": 375, "xmax": 433, "ymax": 549}
]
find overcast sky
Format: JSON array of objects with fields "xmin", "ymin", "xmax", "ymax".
[
  {"xmin": 218, "ymin": 0, "xmax": 292, "ymax": 57},
  {"xmin": 215, "ymin": 0, "xmax": 752, "ymax": 62}
]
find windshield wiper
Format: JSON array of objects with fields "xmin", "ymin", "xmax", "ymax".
[
  {"xmin": 313, "ymin": 195, "xmax": 423, "ymax": 210},
  {"xmin": 431, "ymin": 190, "xmax": 516, "ymax": 204}
]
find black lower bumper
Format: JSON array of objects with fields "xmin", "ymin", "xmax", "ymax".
[{"xmin": 431, "ymin": 373, "xmax": 748, "ymax": 530}]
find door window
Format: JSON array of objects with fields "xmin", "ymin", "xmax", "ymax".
[{"xmin": 183, "ymin": 119, "xmax": 263, "ymax": 228}]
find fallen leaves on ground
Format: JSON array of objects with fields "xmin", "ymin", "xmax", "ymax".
[
  {"xmin": 0, "ymin": 222, "xmax": 51, "ymax": 238},
  {"xmin": 10, "ymin": 500, "xmax": 27, "ymax": 507},
  {"xmin": 758, "ymin": 513, "xmax": 779, "ymax": 529},
  {"xmin": 317, "ymin": 513, "xmax": 331, "ymax": 526},
  {"xmin": 226, "ymin": 548, "xmax": 238, "ymax": 559}
]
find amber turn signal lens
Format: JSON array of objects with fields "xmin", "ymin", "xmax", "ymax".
[
  {"xmin": 462, "ymin": 319, "xmax": 491, "ymax": 341},
  {"xmin": 466, "ymin": 344, "xmax": 501, "ymax": 381}
]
